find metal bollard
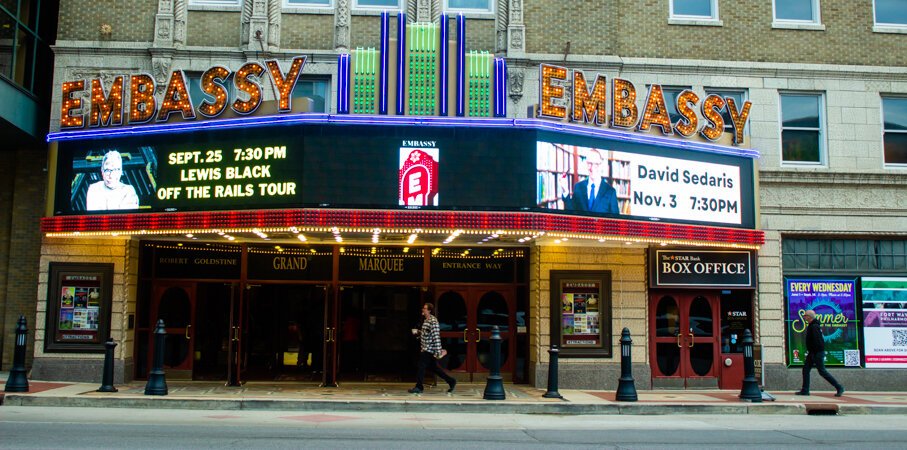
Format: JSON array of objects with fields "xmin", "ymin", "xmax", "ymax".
[
  {"xmin": 542, "ymin": 345, "xmax": 562, "ymax": 399},
  {"xmin": 97, "ymin": 338, "xmax": 118, "ymax": 393},
  {"xmin": 144, "ymin": 319, "xmax": 169, "ymax": 396},
  {"xmin": 4, "ymin": 316, "xmax": 29, "ymax": 392},
  {"xmin": 738, "ymin": 329, "xmax": 762, "ymax": 402},
  {"xmin": 482, "ymin": 325, "xmax": 506, "ymax": 400},
  {"xmin": 615, "ymin": 327, "xmax": 638, "ymax": 401}
]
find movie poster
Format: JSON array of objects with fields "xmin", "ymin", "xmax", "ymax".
[
  {"xmin": 560, "ymin": 281, "xmax": 601, "ymax": 347},
  {"xmin": 56, "ymin": 275, "xmax": 102, "ymax": 343},
  {"xmin": 786, "ymin": 278, "xmax": 861, "ymax": 367}
]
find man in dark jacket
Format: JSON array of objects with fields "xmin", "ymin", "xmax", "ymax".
[{"xmin": 796, "ymin": 310, "xmax": 845, "ymax": 397}]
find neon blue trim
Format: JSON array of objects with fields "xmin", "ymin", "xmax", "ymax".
[{"xmin": 47, "ymin": 114, "xmax": 760, "ymax": 159}]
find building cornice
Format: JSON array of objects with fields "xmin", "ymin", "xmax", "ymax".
[{"xmin": 759, "ymin": 169, "xmax": 907, "ymax": 187}]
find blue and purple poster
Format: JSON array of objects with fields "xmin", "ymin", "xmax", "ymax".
[{"xmin": 786, "ymin": 278, "xmax": 861, "ymax": 367}]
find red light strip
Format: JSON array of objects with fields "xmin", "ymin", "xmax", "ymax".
[{"xmin": 41, "ymin": 209, "xmax": 764, "ymax": 245}]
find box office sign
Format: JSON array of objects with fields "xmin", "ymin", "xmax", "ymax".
[
  {"xmin": 549, "ymin": 270, "xmax": 613, "ymax": 357},
  {"xmin": 45, "ymin": 263, "xmax": 113, "ymax": 352},
  {"xmin": 650, "ymin": 249, "xmax": 755, "ymax": 288}
]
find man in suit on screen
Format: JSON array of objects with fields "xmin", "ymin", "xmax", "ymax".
[{"xmin": 569, "ymin": 149, "xmax": 619, "ymax": 214}]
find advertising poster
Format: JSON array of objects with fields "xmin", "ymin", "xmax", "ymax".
[
  {"xmin": 560, "ymin": 281, "xmax": 601, "ymax": 347},
  {"xmin": 786, "ymin": 278, "xmax": 861, "ymax": 367},
  {"xmin": 537, "ymin": 141, "xmax": 743, "ymax": 225},
  {"xmin": 398, "ymin": 147, "xmax": 439, "ymax": 206},
  {"xmin": 862, "ymin": 277, "xmax": 907, "ymax": 368},
  {"xmin": 56, "ymin": 276, "xmax": 103, "ymax": 342}
]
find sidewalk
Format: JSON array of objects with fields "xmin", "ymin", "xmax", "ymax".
[{"xmin": 3, "ymin": 375, "xmax": 907, "ymax": 415}]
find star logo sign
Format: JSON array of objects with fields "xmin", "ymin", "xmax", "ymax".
[{"xmin": 410, "ymin": 151, "xmax": 421, "ymax": 163}]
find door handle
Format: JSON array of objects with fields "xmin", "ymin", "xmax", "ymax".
[
  {"xmin": 185, "ymin": 324, "xmax": 191, "ymax": 340},
  {"xmin": 463, "ymin": 328, "xmax": 469, "ymax": 343},
  {"xmin": 232, "ymin": 326, "xmax": 239, "ymax": 341},
  {"xmin": 474, "ymin": 328, "xmax": 481, "ymax": 343},
  {"xmin": 688, "ymin": 333, "xmax": 694, "ymax": 347},
  {"xmin": 676, "ymin": 332, "xmax": 682, "ymax": 348}
]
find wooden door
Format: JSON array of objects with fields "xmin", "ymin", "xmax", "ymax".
[
  {"xmin": 435, "ymin": 286, "xmax": 515, "ymax": 381},
  {"xmin": 650, "ymin": 292, "xmax": 720, "ymax": 388},
  {"xmin": 151, "ymin": 282, "xmax": 196, "ymax": 379}
]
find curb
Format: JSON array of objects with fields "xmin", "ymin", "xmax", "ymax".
[{"xmin": 2, "ymin": 394, "xmax": 892, "ymax": 415}]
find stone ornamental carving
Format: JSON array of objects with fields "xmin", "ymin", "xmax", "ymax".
[
  {"xmin": 268, "ymin": 0, "xmax": 281, "ymax": 50},
  {"xmin": 506, "ymin": 0, "xmax": 524, "ymax": 54},
  {"xmin": 496, "ymin": 0, "xmax": 508, "ymax": 53},
  {"xmin": 242, "ymin": 0, "xmax": 254, "ymax": 45},
  {"xmin": 335, "ymin": 0, "xmax": 351, "ymax": 51},
  {"xmin": 508, "ymin": 70, "xmax": 524, "ymax": 102},
  {"xmin": 153, "ymin": 0, "xmax": 174, "ymax": 47},
  {"xmin": 174, "ymin": 0, "xmax": 187, "ymax": 48},
  {"xmin": 152, "ymin": 59, "xmax": 171, "ymax": 86},
  {"xmin": 431, "ymin": 0, "xmax": 441, "ymax": 23},
  {"xmin": 157, "ymin": 22, "xmax": 170, "ymax": 39}
]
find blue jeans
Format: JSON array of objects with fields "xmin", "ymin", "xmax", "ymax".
[{"xmin": 801, "ymin": 350, "xmax": 842, "ymax": 393}]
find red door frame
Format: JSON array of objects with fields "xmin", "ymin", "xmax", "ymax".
[
  {"xmin": 434, "ymin": 285, "xmax": 516, "ymax": 380},
  {"xmin": 649, "ymin": 291, "xmax": 720, "ymax": 385},
  {"xmin": 150, "ymin": 282, "xmax": 197, "ymax": 377}
]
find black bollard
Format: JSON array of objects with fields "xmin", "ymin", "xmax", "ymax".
[
  {"xmin": 542, "ymin": 345, "xmax": 562, "ymax": 399},
  {"xmin": 483, "ymin": 325, "xmax": 506, "ymax": 400},
  {"xmin": 4, "ymin": 316, "xmax": 29, "ymax": 392},
  {"xmin": 144, "ymin": 319, "xmax": 169, "ymax": 396},
  {"xmin": 616, "ymin": 327, "xmax": 638, "ymax": 401},
  {"xmin": 738, "ymin": 329, "xmax": 762, "ymax": 402},
  {"xmin": 97, "ymin": 338, "xmax": 118, "ymax": 392}
]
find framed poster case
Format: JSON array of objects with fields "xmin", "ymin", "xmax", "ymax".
[
  {"xmin": 549, "ymin": 270, "xmax": 613, "ymax": 357},
  {"xmin": 44, "ymin": 262, "xmax": 114, "ymax": 352}
]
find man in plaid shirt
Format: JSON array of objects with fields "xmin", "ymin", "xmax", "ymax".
[{"xmin": 409, "ymin": 303, "xmax": 457, "ymax": 394}]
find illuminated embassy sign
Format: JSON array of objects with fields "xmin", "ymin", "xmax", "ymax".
[
  {"xmin": 60, "ymin": 57, "xmax": 307, "ymax": 129},
  {"xmin": 537, "ymin": 64, "xmax": 752, "ymax": 146}
]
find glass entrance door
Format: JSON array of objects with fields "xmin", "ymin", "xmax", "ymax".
[
  {"xmin": 435, "ymin": 286, "xmax": 515, "ymax": 382},
  {"xmin": 650, "ymin": 292, "xmax": 720, "ymax": 388},
  {"xmin": 150, "ymin": 282, "xmax": 196, "ymax": 380}
]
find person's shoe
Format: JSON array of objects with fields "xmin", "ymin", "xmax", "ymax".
[
  {"xmin": 835, "ymin": 387, "xmax": 845, "ymax": 397},
  {"xmin": 407, "ymin": 387, "xmax": 423, "ymax": 394},
  {"xmin": 447, "ymin": 379, "xmax": 457, "ymax": 393},
  {"xmin": 794, "ymin": 391, "xmax": 810, "ymax": 395}
]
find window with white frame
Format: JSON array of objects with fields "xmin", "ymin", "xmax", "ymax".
[
  {"xmin": 882, "ymin": 96, "xmax": 907, "ymax": 165},
  {"xmin": 188, "ymin": 0, "xmax": 241, "ymax": 6},
  {"xmin": 874, "ymin": 0, "xmax": 907, "ymax": 27},
  {"xmin": 780, "ymin": 93, "xmax": 825, "ymax": 164},
  {"xmin": 355, "ymin": 0, "xmax": 402, "ymax": 9},
  {"xmin": 706, "ymin": 89, "xmax": 748, "ymax": 135},
  {"xmin": 773, "ymin": 0, "xmax": 819, "ymax": 23},
  {"xmin": 445, "ymin": 0, "xmax": 493, "ymax": 13},
  {"xmin": 670, "ymin": 0, "xmax": 718, "ymax": 20},
  {"xmin": 284, "ymin": 0, "xmax": 332, "ymax": 7}
]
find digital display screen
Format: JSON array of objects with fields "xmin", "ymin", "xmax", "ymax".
[{"xmin": 53, "ymin": 123, "xmax": 755, "ymax": 229}]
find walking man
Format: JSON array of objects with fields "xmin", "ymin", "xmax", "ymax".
[
  {"xmin": 796, "ymin": 310, "xmax": 845, "ymax": 397},
  {"xmin": 409, "ymin": 303, "xmax": 456, "ymax": 394}
]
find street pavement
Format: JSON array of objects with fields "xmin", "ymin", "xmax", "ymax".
[{"xmin": 4, "ymin": 373, "xmax": 907, "ymax": 415}]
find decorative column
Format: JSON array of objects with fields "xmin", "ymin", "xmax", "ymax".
[
  {"xmin": 173, "ymin": 0, "xmax": 187, "ymax": 48},
  {"xmin": 506, "ymin": 0, "xmax": 524, "ymax": 56},
  {"xmin": 496, "ymin": 0, "xmax": 508, "ymax": 54},
  {"xmin": 245, "ymin": 0, "xmax": 270, "ymax": 52},
  {"xmin": 335, "ymin": 0, "xmax": 351, "ymax": 52},
  {"xmin": 268, "ymin": 0, "xmax": 282, "ymax": 51},
  {"xmin": 153, "ymin": 0, "xmax": 174, "ymax": 48}
]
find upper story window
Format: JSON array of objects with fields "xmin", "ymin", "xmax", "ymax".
[
  {"xmin": 670, "ymin": 0, "xmax": 718, "ymax": 20},
  {"xmin": 773, "ymin": 0, "xmax": 820, "ymax": 23},
  {"xmin": 658, "ymin": 86, "xmax": 692, "ymax": 126},
  {"xmin": 355, "ymin": 0, "xmax": 402, "ymax": 9},
  {"xmin": 874, "ymin": 0, "xmax": 907, "ymax": 28},
  {"xmin": 706, "ymin": 89, "xmax": 748, "ymax": 135},
  {"xmin": 188, "ymin": 0, "xmax": 241, "ymax": 6},
  {"xmin": 780, "ymin": 93, "xmax": 825, "ymax": 165},
  {"xmin": 284, "ymin": 0, "xmax": 332, "ymax": 7},
  {"xmin": 882, "ymin": 96, "xmax": 907, "ymax": 166},
  {"xmin": 445, "ymin": 0, "xmax": 493, "ymax": 13}
]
